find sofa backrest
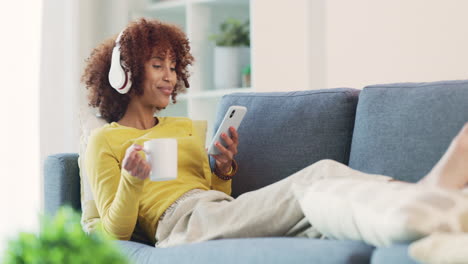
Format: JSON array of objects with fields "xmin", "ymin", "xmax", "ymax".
[
  {"xmin": 349, "ymin": 80, "xmax": 468, "ymax": 182},
  {"xmin": 212, "ymin": 88, "xmax": 360, "ymax": 197}
]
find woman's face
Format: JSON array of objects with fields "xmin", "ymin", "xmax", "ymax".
[{"xmin": 140, "ymin": 49, "xmax": 177, "ymax": 109}]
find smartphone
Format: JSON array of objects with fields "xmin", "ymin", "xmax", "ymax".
[{"xmin": 207, "ymin": 105, "xmax": 247, "ymax": 155}]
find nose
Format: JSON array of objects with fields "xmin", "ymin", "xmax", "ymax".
[
  {"xmin": 162, "ymin": 68, "xmax": 169, "ymax": 81},
  {"xmin": 162, "ymin": 66, "xmax": 172, "ymax": 82}
]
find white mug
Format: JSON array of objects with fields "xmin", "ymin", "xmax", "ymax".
[{"xmin": 143, "ymin": 138, "xmax": 178, "ymax": 181}]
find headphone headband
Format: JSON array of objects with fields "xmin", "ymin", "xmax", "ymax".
[{"xmin": 115, "ymin": 31, "xmax": 124, "ymax": 47}]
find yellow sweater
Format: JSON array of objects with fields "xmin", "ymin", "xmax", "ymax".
[{"xmin": 85, "ymin": 117, "xmax": 232, "ymax": 244}]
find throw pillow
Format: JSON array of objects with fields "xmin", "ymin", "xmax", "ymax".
[
  {"xmin": 299, "ymin": 177, "xmax": 468, "ymax": 247},
  {"xmin": 78, "ymin": 107, "xmax": 107, "ymax": 233}
]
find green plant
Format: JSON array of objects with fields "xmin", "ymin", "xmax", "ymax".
[
  {"xmin": 210, "ymin": 18, "xmax": 250, "ymax": 46},
  {"xmin": 3, "ymin": 207, "xmax": 129, "ymax": 264}
]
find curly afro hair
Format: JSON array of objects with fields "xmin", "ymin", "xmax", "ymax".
[{"xmin": 81, "ymin": 18, "xmax": 194, "ymax": 123}]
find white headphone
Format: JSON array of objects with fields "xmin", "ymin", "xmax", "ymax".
[{"xmin": 108, "ymin": 30, "xmax": 132, "ymax": 94}]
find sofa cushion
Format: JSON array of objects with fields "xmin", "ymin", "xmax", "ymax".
[
  {"xmin": 349, "ymin": 80, "xmax": 468, "ymax": 182},
  {"xmin": 371, "ymin": 244, "xmax": 418, "ymax": 264},
  {"xmin": 212, "ymin": 88, "xmax": 360, "ymax": 197},
  {"xmin": 117, "ymin": 238, "xmax": 374, "ymax": 264}
]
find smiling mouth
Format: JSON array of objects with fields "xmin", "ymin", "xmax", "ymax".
[{"xmin": 158, "ymin": 87, "xmax": 173, "ymax": 96}]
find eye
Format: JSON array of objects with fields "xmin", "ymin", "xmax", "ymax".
[
  {"xmin": 152, "ymin": 65, "xmax": 161, "ymax": 69},
  {"xmin": 170, "ymin": 67, "xmax": 176, "ymax": 72}
]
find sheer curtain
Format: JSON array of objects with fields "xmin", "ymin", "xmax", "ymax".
[{"xmin": 0, "ymin": 0, "xmax": 42, "ymax": 253}]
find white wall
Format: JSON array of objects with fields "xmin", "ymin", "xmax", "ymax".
[
  {"xmin": 251, "ymin": 0, "xmax": 325, "ymax": 92},
  {"xmin": 325, "ymin": 0, "xmax": 468, "ymax": 89},
  {"xmin": 252, "ymin": 0, "xmax": 468, "ymax": 91}
]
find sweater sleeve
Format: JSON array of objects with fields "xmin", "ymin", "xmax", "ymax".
[{"xmin": 85, "ymin": 130, "xmax": 145, "ymax": 240}]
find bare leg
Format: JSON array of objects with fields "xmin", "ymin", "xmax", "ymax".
[{"xmin": 419, "ymin": 123, "xmax": 468, "ymax": 190}]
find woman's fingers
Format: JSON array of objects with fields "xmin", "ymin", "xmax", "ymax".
[
  {"xmin": 211, "ymin": 154, "xmax": 229, "ymax": 164},
  {"xmin": 211, "ymin": 127, "xmax": 240, "ymax": 173},
  {"xmin": 126, "ymin": 144, "xmax": 142, "ymax": 155},
  {"xmin": 125, "ymin": 151, "xmax": 139, "ymax": 171},
  {"xmin": 214, "ymin": 142, "xmax": 233, "ymax": 160},
  {"xmin": 135, "ymin": 159, "xmax": 147, "ymax": 179},
  {"xmin": 132, "ymin": 157, "xmax": 150, "ymax": 180},
  {"xmin": 133, "ymin": 144, "xmax": 143, "ymax": 151},
  {"xmin": 131, "ymin": 167, "xmax": 139, "ymax": 177},
  {"xmin": 124, "ymin": 144, "xmax": 140, "ymax": 167},
  {"xmin": 221, "ymin": 132, "xmax": 234, "ymax": 146},
  {"xmin": 221, "ymin": 128, "xmax": 239, "ymax": 154},
  {"xmin": 229, "ymin": 127, "xmax": 239, "ymax": 144},
  {"xmin": 143, "ymin": 163, "xmax": 151, "ymax": 179},
  {"xmin": 123, "ymin": 144, "xmax": 151, "ymax": 179},
  {"xmin": 130, "ymin": 156, "xmax": 141, "ymax": 175}
]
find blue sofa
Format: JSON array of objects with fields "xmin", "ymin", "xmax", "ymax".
[{"xmin": 44, "ymin": 79, "xmax": 468, "ymax": 264}]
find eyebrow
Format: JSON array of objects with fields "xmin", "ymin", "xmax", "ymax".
[{"xmin": 151, "ymin": 56, "xmax": 176, "ymax": 63}]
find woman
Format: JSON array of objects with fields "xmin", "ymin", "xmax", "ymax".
[{"xmin": 82, "ymin": 18, "xmax": 468, "ymax": 248}]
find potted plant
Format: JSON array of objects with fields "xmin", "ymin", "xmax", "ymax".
[
  {"xmin": 2, "ymin": 207, "xmax": 129, "ymax": 264},
  {"xmin": 210, "ymin": 18, "xmax": 250, "ymax": 89}
]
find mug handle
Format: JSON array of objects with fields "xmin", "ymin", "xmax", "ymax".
[{"xmin": 141, "ymin": 146, "xmax": 153, "ymax": 169}]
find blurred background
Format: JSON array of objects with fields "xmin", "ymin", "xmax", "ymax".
[{"xmin": 1, "ymin": 0, "xmax": 468, "ymax": 254}]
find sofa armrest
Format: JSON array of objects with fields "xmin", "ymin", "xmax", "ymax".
[{"xmin": 44, "ymin": 153, "xmax": 81, "ymax": 215}]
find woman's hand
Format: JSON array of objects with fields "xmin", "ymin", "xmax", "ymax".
[
  {"xmin": 122, "ymin": 144, "xmax": 151, "ymax": 180},
  {"xmin": 210, "ymin": 126, "xmax": 239, "ymax": 174}
]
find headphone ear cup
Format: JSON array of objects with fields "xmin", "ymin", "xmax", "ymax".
[
  {"xmin": 108, "ymin": 46, "xmax": 132, "ymax": 94},
  {"xmin": 120, "ymin": 69, "xmax": 132, "ymax": 94},
  {"xmin": 109, "ymin": 46, "xmax": 125, "ymax": 89}
]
